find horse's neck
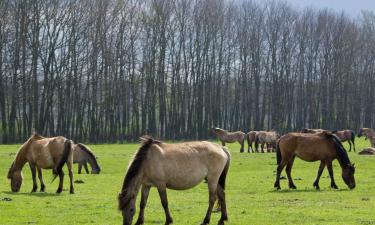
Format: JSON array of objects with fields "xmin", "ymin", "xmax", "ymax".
[
  {"xmin": 14, "ymin": 148, "xmax": 27, "ymax": 171},
  {"xmin": 123, "ymin": 173, "xmax": 143, "ymax": 197}
]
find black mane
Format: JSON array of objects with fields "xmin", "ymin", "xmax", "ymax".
[
  {"xmin": 77, "ymin": 143, "xmax": 97, "ymax": 161},
  {"xmin": 326, "ymin": 133, "xmax": 351, "ymax": 167}
]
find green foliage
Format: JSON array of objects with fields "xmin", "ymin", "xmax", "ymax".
[{"xmin": 1, "ymin": 139, "xmax": 375, "ymax": 224}]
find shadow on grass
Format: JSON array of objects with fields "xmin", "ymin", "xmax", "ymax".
[
  {"xmin": 269, "ymin": 188, "xmax": 351, "ymax": 193},
  {"xmin": 2, "ymin": 191, "xmax": 64, "ymax": 197}
]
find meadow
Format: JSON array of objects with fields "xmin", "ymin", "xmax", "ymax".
[{"xmin": 1, "ymin": 138, "xmax": 375, "ymax": 225}]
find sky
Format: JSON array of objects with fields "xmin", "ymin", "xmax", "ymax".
[{"xmin": 259, "ymin": 0, "xmax": 375, "ymax": 18}]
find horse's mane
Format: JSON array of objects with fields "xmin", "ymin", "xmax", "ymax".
[
  {"xmin": 77, "ymin": 143, "xmax": 98, "ymax": 163},
  {"xmin": 119, "ymin": 135, "xmax": 161, "ymax": 210},
  {"xmin": 325, "ymin": 132, "xmax": 351, "ymax": 166},
  {"xmin": 14, "ymin": 133, "xmax": 44, "ymax": 164}
]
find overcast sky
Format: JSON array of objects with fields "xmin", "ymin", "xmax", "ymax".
[{"xmin": 257, "ymin": 0, "xmax": 375, "ymax": 18}]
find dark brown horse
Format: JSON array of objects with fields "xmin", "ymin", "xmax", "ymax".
[
  {"xmin": 246, "ymin": 131, "xmax": 258, "ymax": 153},
  {"xmin": 7, "ymin": 133, "xmax": 74, "ymax": 194},
  {"xmin": 331, "ymin": 130, "xmax": 356, "ymax": 152},
  {"xmin": 213, "ymin": 127, "xmax": 245, "ymax": 152},
  {"xmin": 73, "ymin": 143, "xmax": 101, "ymax": 174},
  {"xmin": 274, "ymin": 132, "xmax": 355, "ymax": 190},
  {"xmin": 118, "ymin": 136, "xmax": 231, "ymax": 225}
]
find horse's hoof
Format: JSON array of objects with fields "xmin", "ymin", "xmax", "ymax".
[
  {"xmin": 70, "ymin": 190, "xmax": 75, "ymax": 194},
  {"xmin": 331, "ymin": 184, "xmax": 338, "ymax": 189},
  {"xmin": 56, "ymin": 188, "xmax": 62, "ymax": 194},
  {"xmin": 289, "ymin": 185, "xmax": 297, "ymax": 189},
  {"xmin": 31, "ymin": 188, "xmax": 37, "ymax": 192},
  {"xmin": 217, "ymin": 220, "xmax": 225, "ymax": 225},
  {"xmin": 135, "ymin": 220, "xmax": 144, "ymax": 225}
]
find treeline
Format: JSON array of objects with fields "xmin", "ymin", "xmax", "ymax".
[{"xmin": 1, "ymin": 0, "xmax": 375, "ymax": 143}]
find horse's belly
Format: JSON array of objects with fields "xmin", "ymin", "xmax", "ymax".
[
  {"xmin": 164, "ymin": 167, "xmax": 208, "ymax": 190},
  {"xmin": 166, "ymin": 177, "xmax": 205, "ymax": 190},
  {"xmin": 32, "ymin": 149, "xmax": 55, "ymax": 169}
]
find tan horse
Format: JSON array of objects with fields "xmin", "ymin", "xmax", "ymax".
[
  {"xmin": 255, "ymin": 131, "xmax": 279, "ymax": 153},
  {"xmin": 246, "ymin": 131, "xmax": 258, "ymax": 153},
  {"xmin": 274, "ymin": 132, "xmax": 355, "ymax": 190},
  {"xmin": 358, "ymin": 128, "xmax": 375, "ymax": 147},
  {"xmin": 300, "ymin": 128, "xmax": 326, "ymax": 133},
  {"xmin": 213, "ymin": 127, "xmax": 245, "ymax": 152},
  {"xmin": 7, "ymin": 133, "xmax": 74, "ymax": 194},
  {"xmin": 118, "ymin": 136, "xmax": 231, "ymax": 225},
  {"xmin": 73, "ymin": 143, "xmax": 101, "ymax": 174},
  {"xmin": 331, "ymin": 130, "xmax": 356, "ymax": 152}
]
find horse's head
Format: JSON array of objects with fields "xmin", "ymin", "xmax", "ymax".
[
  {"xmin": 7, "ymin": 163, "xmax": 23, "ymax": 192},
  {"xmin": 342, "ymin": 163, "xmax": 356, "ymax": 189},
  {"xmin": 118, "ymin": 190, "xmax": 137, "ymax": 225},
  {"xmin": 91, "ymin": 157, "xmax": 101, "ymax": 174}
]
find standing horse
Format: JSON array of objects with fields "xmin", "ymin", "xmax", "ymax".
[
  {"xmin": 73, "ymin": 143, "xmax": 101, "ymax": 174},
  {"xmin": 7, "ymin": 133, "xmax": 74, "ymax": 194},
  {"xmin": 246, "ymin": 131, "xmax": 258, "ymax": 153},
  {"xmin": 331, "ymin": 130, "xmax": 356, "ymax": 152},
  {"xmin": 118, "ymin": 136, "xmax": 231, "ymax": 225},
  {"xmin": 213, "ymin": 127, "xmax": 245, "ymax": 152},
  {"xmin": 255, "ymin": 131, "xmax": 279, "ymax": 153},
  {"xmin": 358, "ymin": 128, "xmax": 375, "ymax": 147},
  {"xmin": 274, "ymin": 132, "xmax": 355, "ymax": 190},
  {"xmin": 300, "ymin": 128, "xmax": 326, "ymax": 133}
]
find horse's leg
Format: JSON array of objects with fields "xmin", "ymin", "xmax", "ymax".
[
  {"xmin": 56, "ymin": 171, "xmax": 64, "ymax": 194},
  {"xmin": 29, "ymin": 163, "xmax": 38, "ymax": 192},
  {"xmin": 313, "ymin": 161, "xmax": 325, "ymax": 190},
  {"xmin": 285, "ymin": 157, "xmax": 296, "ymax": 189},
  {"xmin": 217, "ymin": 182, "xmax": 228, "ymax": 225},
  {"xmin": 83, "ymin": 162, "xmax": 89, "ymax": 174},
  {"xmin": 221, "ymin": 141, "xmax": 225, "ymax": 146},
  {"xmin": 348, "ymin": 141, "xmax": 352, "ymax": 152},
  {"xmin": 157, "ymin": 186, "xmax": 173, "ymax": 225},
  {"xmin": 135, "ymin": 185, "xmax": 151, "ymax": 225},
  {"xmin": 327, "ymin": 161, "xmax": 338, "ymax": 189},
  {"xmin": 239, "ymin": 139, "xmax": 244, "ymax": 153},
  {"xmin": 78, "ymin": 163, "xmax": 82, "ymax": 174},
  {"xmin": 274, "ymin": 159, "xmax": 288, "ymax": 189},
  {"xmin": 261, "ymin": 143, "xmax": 265, "ymax": 153},
  {"xmin": 67, "ymin": 162, "xmax": 74, "ymax": 194},
  {"xmin": 37, "ymin": 167, "xmax": 45, "ymax": 192},
  {"xmin": 201, "ymin": 181, "xmax": 217, "ymax": 225},
  {"xmin": 254, "ymin": 140, "xmax": 258, "ymax": 153}
]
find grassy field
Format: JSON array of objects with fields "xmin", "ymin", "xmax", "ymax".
[{"xmin": 1, "ymin": 138, "xmax": 375, "ymax": 225}]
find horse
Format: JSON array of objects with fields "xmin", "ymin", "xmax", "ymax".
[
  {"xmin": 7, "ymin": 133, "xmax": 74, "ymax": 194},
  {"xmin": 331, "ymin": 130, "xmax": 356, "ymax": 152},
  {"xmin": 118, "ymin": 136, "xmax": 231, "ymax": 225},
  {"xmin": 358, "ymin": 147, "xmax": 375, "ymax": 155},
  {"xmin": 274, "ymin": 132, "xmax": 355, "ymax": 190},
  {"xmin": 300, "ymin": 128, "xmax": 326, "ymax": 133},
  {"xmin": 246, "ymin": 131, "xmax": 258, "ymax": 153},
  {"xmin": 213, "ymin": 127, "xmax": 245, "ymax": 152},
  {"xmin": 358, "ymin": 128, "xmax": 375, "ymax": 147},
  {"xmin": 254, "ymin": 131, "xmax": 279, "ymax": 153},
  {"xmin": 73, "ymin": 143, "xmax": 101, "ymax": 174}
]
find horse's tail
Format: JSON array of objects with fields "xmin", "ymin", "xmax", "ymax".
[
  {"xmin": 219, "ymin": 146, "xmax": 231, "ymax": 190},
  {"xmin": 276, "ymin": 139, "xmax": 281, "ymax": 165},
  {"xmin": 52, "ymin": 139, "xmax": 72, "ymax": 182}
]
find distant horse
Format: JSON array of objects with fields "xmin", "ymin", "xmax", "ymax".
[
  {"xmin": 255, "ymin": 131, "xmax": 279, "ymax": 153},
  {"xmin": 331, "ymin": 130, "xmax": 356, "ymax": 152},
  {"xmin": 118, "ymin": 136, "xmax": 231, "ymax": 225},
  {"xmin": 358, "ymin": 147, "xmax": 375, "ymax": 155},
  {"xmin": 73, "ymin": 143, "xmax": 101, "ymax": 174},
  {"xmin": 300, "ymin": 128, "xmax": 326, "ymax": 133},
  {"xmin": 274, "ymin": 132, "xmax": 355, "ymax": 190},
  {"xmin": 358, "ymin": 128, "xmax": 375, "ymax": 147},
  {"xmin": 246, "ymin": 131, "xmax": 258, "ymax": 153},
  {"xmin": 7, "ymin": 133, "xmax": 74, "ymax": 194},
  {"xmin": 213, "ymin": 127, "xmax": 245, "ymax": 152}
]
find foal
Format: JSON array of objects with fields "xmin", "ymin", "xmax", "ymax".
[{"xmin": 118, "ymin": 136, "xmax": 231, "ymax": 225}]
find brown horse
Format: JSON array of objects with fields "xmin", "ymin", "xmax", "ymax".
[
  {"xmin": 274, "ymin": 132, "xmax": 355, "ymax": 190},
  {"xmin": 7, "ymin": 133, "xmax": 74, "ymax": 194},
  {"xmin": 246, "ymin": 131, "xmax": 258, "ymax": 153},
  {"xmin": 331, "ymin": 130, "xmax": 356, "ymax": 152},
  {"xmin": 213, "ymin": 127, "xmax": 245, "ymax": 152},
  {"xmin": 300, "ymin": 128, "xmax": 326, "ymax": 133},
  {"xmin": 255, "ymin": 131, "xmax": 279, "ymax": 153},
  {"xmin": 73, "ymin": 143, "xmax": 101, "ymax": 174},
  {"xmin": 118, "ymin": 136, "xmax": 231, "ymax": 225},
  {"xmin": 358, "ymin": 128, "xmax": 375, "ymax": 147}
]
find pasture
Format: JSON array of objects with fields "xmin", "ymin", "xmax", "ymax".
[{"xmin": 1, "ymin": 138, "xmax": 375, "ymax": 225}]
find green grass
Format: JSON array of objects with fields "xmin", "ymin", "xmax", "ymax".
[{"xmin": 1, "ymin": 138, "xmax": 375, "ymax": 225}]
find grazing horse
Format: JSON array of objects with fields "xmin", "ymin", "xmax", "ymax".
[
  {"xmin": 274, "ymin": 132, "xmax": 355, "ymax": 190},
  {"xmin": 213, "ymin": 127, "xmax": 245, "ymax": 152},
  {"xmin": 118, "ymin": 136, "xmax": 231, "ymax": 225},
  {"xmin": 358, "ymin": 147, "xmax": 375, "ymax": 155},
  {"xmin": 246, "ymin": 131, "xmax": 258, "ymax": 153},
  {"xmin": 300, "ymin": 128, "xmax": 326, "ymax": 133},
  {"xmin": 331, "ymin": 130, "xmax": 356, "ymax": 152},
  {"xmin": 7, "ymin": 133, "xmax": 74, "ymax": 194},
  {"xmin": 255, "ymin": 131, "xmax": 279, "ymax": 153},
  {"xmin": 73, "ymin": 143, "xmax": 101, "ymax": 174},
  {"xmin": 358, "ymin": 128, "xmax": 375, "ymax": 147}
]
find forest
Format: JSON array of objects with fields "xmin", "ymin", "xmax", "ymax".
[{"xmin": 1, "ymin": 0, "xmax": 375, "ymax": 143}]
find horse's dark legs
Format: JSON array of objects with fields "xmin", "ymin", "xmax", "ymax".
[
  {"xmin": 286, "ymin": 157, "xmax": 296, "ymax": 189},
  {"xmin": 216, "ymin": 185, "xmax": 227, "ymax": 225},
  {"xmin": 261, "ymin": 143, "xmax": 265, "ymax": 153},
  {"xmin": 202, "ymin": 182, "xmax": 217, "ymax": 225},
  {"xmin": 67, "ymin": 162, "xmax": 74, "ymax": 194},
  {"xmin": 135, "ymin": 185, "xmax": 151, "ymax": 225},
  {"xmin": 37, "ymin": 167, "xmax": 45, "ymax": 192},
  {"xmin": 157, "ymin": 186, "xmax": 173, "ymax": 225},
  {"xmin": 221, "ymin": 141, "xmax": 226, "ymax": 146},
  {"xmin": 327, "ymin": 161, "xmax": 338, "ymax": 189},
  {"xmin": 239, "ymin": 140, "xmax": 244, "ymax": 153},
  {"xmin": 83, "ymin": 162, "xmax": 89, "ymax": 174},
  {"xmin": 274, "ymin": 160, "xmax": 287, "ymax": 189},
  {"xmin": 313, "ymin": 161, "xmax": 325, "ymax": 190},
  {"xmin": 348, "ymin": 141, "xmax": 352, "ymax": 152},
  {"xmin": 56, "ymin": 171, "xmax": 64, "ymax": 193},
  {"xmin": 78, "ymin": 163, "xmax": 82, "ymax": 174},
  {"xmin": 29, "ymin": 163, "xmax": 38, "ymax": 192},
  {"xmin": 255, "ymin": 140, "xmax": 259, "ymax": 153},
  {"xmin": 352, "ymin": 140, "xmax": 356, "ymax": 152}
]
